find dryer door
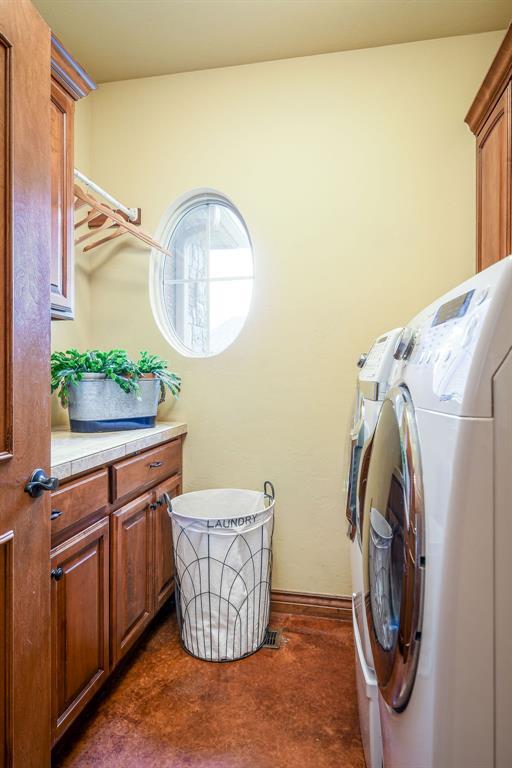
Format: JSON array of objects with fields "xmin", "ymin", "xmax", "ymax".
[
  {"xmin": 345, "ymin": 388, "xmax": 365, "ymax": 541},
  {"xmin": 362, "ymin": 384, "xmax": 425, "ymax": 712}
]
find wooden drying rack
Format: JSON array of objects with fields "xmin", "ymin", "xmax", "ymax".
[{"xmin": 73, "ymin": 182, "xmax": 172, "ymax": 257}]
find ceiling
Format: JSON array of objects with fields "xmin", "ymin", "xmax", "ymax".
[{"xmin": 34, "ymin": 0, "xmax": 512, "ymax": 84}]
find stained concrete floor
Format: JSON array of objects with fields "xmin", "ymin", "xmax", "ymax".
[{"xmin": 53, "ymin": 608, "xmax": 365, "ymax": 768}]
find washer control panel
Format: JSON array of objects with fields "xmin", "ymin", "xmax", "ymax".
[
  {"xmin": 411, "ymin": 287, "xmax": 488, "ymax": 362},
  {"xmin": 392, "ymin": 257, "xmax": 512, "ymax": 415},
  {"xmin": 407, "ymin": 286, "xmax": 491, "ymax": 403},
  {"xmin": 359, "ymin": 328, "xmax": 403, "ymax": 399}
]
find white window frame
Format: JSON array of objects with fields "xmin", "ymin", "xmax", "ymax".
[{"xmin": 150, "ymin": 188, "xmax": 254, "ymax": 358}]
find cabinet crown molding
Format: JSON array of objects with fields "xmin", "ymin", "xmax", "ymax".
[
  {"xmin": 466, "ymin": 24, "xmax": 512, "ymax": 135},
  {"xmin": 51, "ymin": 34, "xmax": 96, "ymax": 101}
]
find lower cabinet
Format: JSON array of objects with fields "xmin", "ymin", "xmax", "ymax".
[
  {"xmin": 110, "ymin": 476, "xmax": 181, "ymax": 664},
  {"xmin": 50, "ymin": 438, "xmax": 183, "ymax": 745},
  {"xmin": 51, "ymin": 518, "xmax": 110, "ymax": 744},
  {"xmin": 111, "ymin": 492, "xmax": 154, "ymax": 666},
  {"xmin": 153, "ymin": 474, "xmax": 181, "ymax": 613}
]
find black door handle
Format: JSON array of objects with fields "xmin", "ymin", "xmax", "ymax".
[
  {"xmin": 51, "ymin": 567, "xmax": 64, "ymax": 581},
  {"xmin": 50, "ymin": 509, "xmax": 62, "ymax": 521},
  {"xmin": 25, "ymin": 469, "xmax": 59, "ymax": 498}
]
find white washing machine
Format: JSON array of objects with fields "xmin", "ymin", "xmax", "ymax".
[
  {"xmin": 361, "ymin": 257, "xmax": 512, "ymax": 768},
  {"xmin": 345, "ymin": 328, "xmax": 402, "ymax": 768}
]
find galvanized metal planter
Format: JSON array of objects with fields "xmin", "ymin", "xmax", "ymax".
[{"xmin": 67, "ymin": 373, "xmax": 160, "ymax": 433}]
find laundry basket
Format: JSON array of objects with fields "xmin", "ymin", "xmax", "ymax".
[{"xmin": 168, "ymin": 482, "xmax": 275, "ymax": 662}]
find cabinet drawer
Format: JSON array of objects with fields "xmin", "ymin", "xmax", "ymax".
[
  {"xmin": 51, "ymin": 469, "xmax": 109, "ymax": 537},
  {"xmin": 111, "ymin": 439, "xmax": 181, "ymax": 502}
]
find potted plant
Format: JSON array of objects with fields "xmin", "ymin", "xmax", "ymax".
[
  {"xmin": 136, "ymin": 351, "xmax": 182, "ymax": 402},
  {"xmin": 51, "ymin": 349, "xmax": 181, "ymax": 433}
]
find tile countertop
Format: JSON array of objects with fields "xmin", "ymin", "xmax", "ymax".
[{"xmin": 51, "ymin": 421, "xmax": 188, "ymax": 482}]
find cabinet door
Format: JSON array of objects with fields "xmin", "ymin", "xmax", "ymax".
[
  {"xmin": 51, "ymin": 518, "xmax": 109, "ymax": 744},
  {"xmin": 152, "ymin": 475, "xmax": 181, "ymax": 612},
  {"xmin": 476, "ymin": 83, "xmax": 512, "ymax": 272},
  {"xmin": 50, "ymin": 78, "xmax": 74, "ymax": 318},
  {"xmin": 111, "ymin": 493, "xmax": 154, "ymax": 666}
]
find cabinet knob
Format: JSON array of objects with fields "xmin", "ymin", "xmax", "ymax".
[
  {"xmin": 149, "ymin": 461, "xmax": 164, "ymax": 469},
  {"xmin": 149, "ymin": 502, "xmax": 158, "ymax": 511},
  {"xmin": 50, "ymin": 509, "xmax": 62, "ymax": 521},
  {"xmin": 51, "ymin": 566, "xmax": 64, "ymax": 581}
]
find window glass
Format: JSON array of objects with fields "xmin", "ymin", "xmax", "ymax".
[{"xmin": 152, "ymin": 192, "xmax": 254, "ymax": 357}]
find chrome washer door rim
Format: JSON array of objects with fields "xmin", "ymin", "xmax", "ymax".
[{"xmin": 363, "ymin": 384, "xmax": 425, "ymax": 712}]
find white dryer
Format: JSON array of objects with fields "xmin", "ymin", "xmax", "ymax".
[
  {"xmin": 345, "ymin": 328, "xmax": 402, "ymax": 768},
  {"xmin": 361, "ymin": 257, "xmax": 512, "ymax": 768}
]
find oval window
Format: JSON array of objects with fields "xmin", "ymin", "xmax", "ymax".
[{"xmin": 150, "ymin": 190, "xmax": 254, "ymax": 357}]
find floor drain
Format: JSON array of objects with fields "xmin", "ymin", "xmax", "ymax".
[{"xmin": 262, "ymin": 628, "xmax": 282, "ymax": 650}]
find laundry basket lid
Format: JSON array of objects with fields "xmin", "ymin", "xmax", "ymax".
[{"xmin": 169, "ymin": 488, "xmax": 275, "ymax": 534}]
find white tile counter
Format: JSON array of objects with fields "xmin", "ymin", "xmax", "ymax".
[{"xmin": 51, "ymin": 421, "xmax": 187, "ymax": 481}]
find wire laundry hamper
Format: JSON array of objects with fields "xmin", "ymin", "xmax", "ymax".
[{"xmin": 168, "ymin": 482, "xmax": 275, "ymax": 662}]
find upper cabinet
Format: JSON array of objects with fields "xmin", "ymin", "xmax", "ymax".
[
  {"xmin": 466, "ymin": 26, "xmax": 512, "ymax": 273},
  {"xmin": 50, "ymin": 35, "xmax": 96, "ymax": 320}
]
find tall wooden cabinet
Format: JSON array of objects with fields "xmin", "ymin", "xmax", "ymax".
[
  {"xmin": 466, "ymin": 25, "xmax": 512, "ymax": 272},
  {"xmin": 50, "ymin": 35, "xmax": 95, "ymax": 319}
]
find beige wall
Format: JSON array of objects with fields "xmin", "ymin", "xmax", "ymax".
[
  {"xmin": 59, "ymin": 30, "xmax": 502, "ymax": 595},
  {"xmin": 51, "ymin": 98, "xmax": 94, "ymax": 427}
]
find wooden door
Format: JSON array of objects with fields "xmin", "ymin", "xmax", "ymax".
[
  {"xmin": 111, "ymin": 493, "xmax": 154, "ymax": 666},
  {"xmin": 51, "ymin": 518, "xmax": 109, "ymax": 744},
  {"xmin": 476, "ymin": 83, "xmax": 512, "ymax": 271},
  {"xmin": 50, "ymin": 78, "xmax": 74, "ymax": 319},
  {"xmin": 152, "ymin": 475, "xmax": 181, "ymax": 613},
  {"xmin": 0, "ymin": 1, "xmax": 51, "ymax": 765}
]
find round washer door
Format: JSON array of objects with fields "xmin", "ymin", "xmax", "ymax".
[
  {"xmin": 362, "ymin": 384, "xmax": 425, "ymax": 712},
  {"xmin": 345, "ymin": 387, "xmax": 365, "ymax": 541}
]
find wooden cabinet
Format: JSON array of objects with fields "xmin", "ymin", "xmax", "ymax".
[
  {"xmin": 51, "ymin": 518, "xmax": 110, "ymax": 744},
  {"xmin": 111, "ymin": 493, "xmax": 154, "ymax": 666},
  {"xmin": 466, "ymin": 26, "xmax": 512, "ymax": 272},
  {"xmin": 50, "ymin": 35, "xmax": 95, "ymax": 319},
  {"xmin": 476, "ymin": 83, "xmax": 511, "ymax": 271},
  {"xmin": 50, "ymin": 78, "xmax": 74, "ymax": 318},
  {"xmin": 50, "ymin": 436, "xmax": 183, "ymax": 743},
  {"xmin": 153, "ymin": 474, "xmax": 180, "ymax": 612},
  {"xmin": 110, "ymin": 474, "xmax": 180, "ymax": 663}
]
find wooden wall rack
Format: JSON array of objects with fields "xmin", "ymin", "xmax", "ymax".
[{"xmin": 74, "ymin": 179, "xmax": 171, "ymax": 258}]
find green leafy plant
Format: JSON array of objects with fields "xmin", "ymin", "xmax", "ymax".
[
  {"xmin": 51, "ymin": 349, "xmax": 182, "ymax": 408},
  {"xmin": 136, "ymin": 351, "xmax": 182, "ymax": 403},
  {"xmin": 51, "ymin": 349, "xmax": 141, "ymax": 407}
]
